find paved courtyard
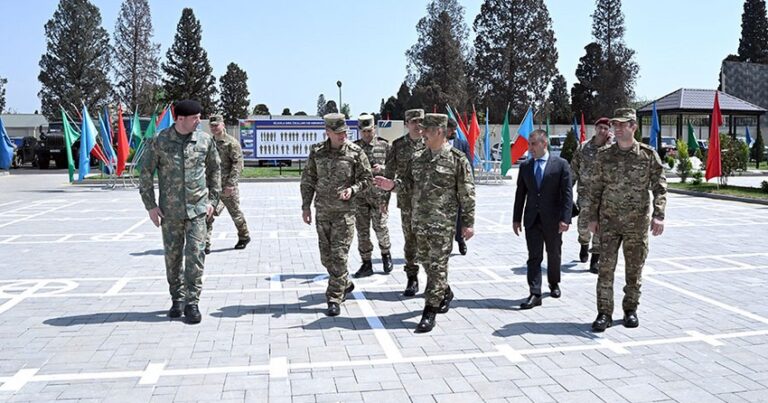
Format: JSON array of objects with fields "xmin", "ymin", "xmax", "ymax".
[{"xmin": 0, "ymin": 172, "xmax": 767, "ymax": 402}]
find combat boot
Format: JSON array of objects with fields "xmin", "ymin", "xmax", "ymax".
[
  {"xmin": 342, "ymin": 282, "xmax": 355, "ymax": 302},
  {"xmin": 415, "ymin": 306, "xmax": 438, "ymax": 333},
  {"xmin": 437, "ymin": 286, "xmax": 454, "ymax": 313},
  {"xmin": 458, "ymin": 239, "xmax": 467, "ymax": 255},
  {"xmin": 403, "ymin": 275, "xmax": 419, "ymax": 297},
  {"xmin": 184, "ymin": 304, "xmax": 202, "ymax": 324},
  {"xmin": 234, "ymin": 236, "xmax": 250, "ymax": 250},
  {"xmin": 326, "ymin": 302, "xmax": 340, "ymax": 317},
  {"xmin": 589, "ymin": 253, "xmax": 600, "ymax": 274},
  {"xmin": 353, "ymin": 260, "xmax": 373, "ymax": 278},
  {"xmin": 623, "ymin": 310, "xmax": 639, "ymax": 328},
  {"xmin": 382, "ymin": 254, "xmax": 394, "ymax": 274},
  {"xmin": 204, "ymin": 246, "xmax": 211, "ymax": 255},
  {"xmin": 592, "ymin": 313, "xmax": 612, "ymax": 332},
  {"xmin": 579, "ymin": 244, "xmax": 589, "ymax": 263},
  {"xmin": 168, "ymin": 301, "xmax": 184, "ymax": 318}
]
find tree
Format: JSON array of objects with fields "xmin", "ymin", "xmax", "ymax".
[
  {"xmin": 218, "ymin": 63, "xmax": 249, "ymax": 125},
  {"xmin": 38, "ymin": 0, "xmax": 112, "ymax": 119},
  {"xmin": 590, "ymin": 0, "xmax": 639, "ymax": 118},
  {"xmin": 753, "ymin": 129, "xmax": 764, "ymax": 168},
  {"xmin": 252, "ymin": 104, "xmax": 270, "ymax": 115},
  {"xmin": 113, "ymin": 0, "xmax": 160, "ymax": 115},
  {"xmin": 324, "ymin": 100, "xmax": 338, "ymax": 114},
  {"xmin": 546, "ymin": 74, "xmax": 570, "ymax": 124},
  {"xmin": 161, "ymin": 8, "xmax": 217, "ymax": 117},
  {"xmin": 406, "ymin": 1, "xmax": 471, "ymax": 111},
  {"xmin": 561, "ymin": 130, "xmax": 578, "ymax": 162},
  {"xmin": 571, "ymin": 43, "xmax": 602, "ymax": 122},
  {"xmin": 316, "ymin": 94, "xmax": 327, "ymax": 116},
  {"xmin": 340, "ymin": 103, "xmax": 350, "ymax": 118},
  {"xmin": 472, "ymin": 0, "xmax": 559, "ymax": 122},
  {"xmin": 294, "ymin": 111, "xmax": 307, "ymax": 116},
  {"xmin": 0, "ymin": 77, "xmax": 6, "ymax": 114},
  {"xmin": 738, "ymin": 0, "xmax": 768, "ymax": 63},
  {"xmin": 380, "ymin": 96, "xmax": 398, "ymax": 120}
]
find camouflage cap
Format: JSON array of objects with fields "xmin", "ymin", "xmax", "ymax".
[
  {"xmin": 419, "ymin": 113, "xmax": 448, "ymax": 129},
  {"xmin": 323, "ymin": 113, "xmax": 348, "ymax": 133},
  {"xmin": 358, "ymin": 114, "xmax": 375, "ymax": 130},
  {"xmin": 611, "ymin": 108, "xmax": 637, "ymax": 123},
  {"xmin": 209, "ymin": 114, "xmax": 224, "ymax": 125},
  {"xmin": 405, "ymin": 109, "xmax": 425, "ymax": 122}
]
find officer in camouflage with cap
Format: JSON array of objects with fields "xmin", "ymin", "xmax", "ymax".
[
  {"xmin": 352, "ymin": 114, "xmax": 393, "ymax": 277},
  {"xmin": 139, "ymin": 100, "xmax": 221, "ymax": 324},
  {"xmin": 588, "ymin": 108, "xmax": 667, "ymax": 332},
  {"xmin": 205, "ymin": 114, "xmax": 250, "ymax": 254},
  {"xmin": 301, "ymin": 113, "xmax": 373, "ymax": 317},
  {"xmin": 375, "ymin": 113, "xmax": 476, "ymax": 333},
  {"xmin": 384, "ymin": 108, "xmax": 426, "ymax": 296}
]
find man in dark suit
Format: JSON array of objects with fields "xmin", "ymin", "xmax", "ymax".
[
  {"xmin": 513, "ymin": 129, "xmax": 573, "ymax": 309},
  {"xmin": 448, "ymin": 118, "xmax": 470, "ymax": 255}
]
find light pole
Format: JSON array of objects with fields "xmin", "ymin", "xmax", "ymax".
[{"xmin": 336, "ymin": 80, "xmax": 343, "ymax": 115}]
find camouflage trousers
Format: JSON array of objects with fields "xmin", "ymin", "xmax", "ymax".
[
  {"xmin": 161, "ymin": 215, "xmax": 207, "ymax": 304},
  {"xmin": 400, "ymin": 209, "xmax": 419, "ymax": 276},
  {"xmin": 355, "ymin": 200, "xmax": 391, "ymax": 260},
  {"xmin": 577, "ymin": 197, "xmax": 600, "ymax": 252},
  {"xmin": 316, "ymin": 213, "xmax": 355, "ymax": 304},
  {"xmin": 416, "ymin": 229, "xmax": 454, "ymax": 308},
  {"xmin": 205, "ymin": 187, "xmax": 250, "ymax": 247},
  {"xmin": 596, "ymin": 226, "xmax": 648, "ymax": 315}
]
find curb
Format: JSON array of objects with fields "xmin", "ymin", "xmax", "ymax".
[
  {"xmin": 668, "ymin": 188, "xmax": 768, "ymax": 206},
  {"xmin": 72, "ymin": 177, "xmax": 302, "ymax": 186}
]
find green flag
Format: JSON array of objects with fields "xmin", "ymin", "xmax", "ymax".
[
  {"xmin": 144, "ymin": 111, "xmax": 157, "ymax": 140},
  {"xmin": 687, "ymin": 120, "xmax": 699, "ymax": 152},
  {"xmin": 500, "ymin": 106, "xmax": 512, "ymax": 175},
  {"xmin": 130, "ymin": 109, "xmax": 142, "ymax": 145},
  {"xmin": 60, "ymin": 108, "xmax": 76, "ymax": 183}
]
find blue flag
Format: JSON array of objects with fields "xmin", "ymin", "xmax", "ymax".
[
  {"xmin": 0, "ymin": 118, "xmax": 14, "ymax": 170},
  {"xmin": 483, "ymin": 107, "xmax": 491, "ymax": 172},
  {"xmin": 445, "ymin": 105, "xmax": 468, "ymax": 142},
  {"xmin": 649, "ymin": 101, "xmax": 660, "ymax": 151},
  {"xmin": 78, "ymin": 105, "xmax": 98, "ymax": 181},
  {"xmin": 746, "ymin": 126, "xmax": 753, "ymax": 147},
  {"xmin": 98, "ymin": 108, "xmax": 115, "ymax": 173},
  {"xmin": 571, "ymin": 116, "xmax": 579, "ymax": 141}
]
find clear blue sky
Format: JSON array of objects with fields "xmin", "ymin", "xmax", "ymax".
[{"xmin": 0, "ymin": 0, "xmax": 744, "ymax": 117}]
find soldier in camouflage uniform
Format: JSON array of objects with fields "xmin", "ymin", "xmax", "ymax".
[
  {"xmin": 588, "ymin": 108, "xmax": 667, "ymax": 332},
  {"xmin": 204, "ymin": 114, "xmax": 250, "ymax": 254},
  {"xmin": 375, "ymin": 113, "xmax": 476, "ymax": 333},
  {"xmin": 301, "ymin": 113, "xmax": 373, "ymax": 317},
  {"xmin": 571, "ymin": 117, "xmax": 612, "ymax": 273},
  {"xmin": 384, "ymin": 108, "xmax": 425, "ymax": 296},
  {"xmin": 352, "ymin": 114, "xmax": 393, "ymax": 277},
  {"xmin": 139, "ymin": 100, "xmax": 221, "ymax": 324}
]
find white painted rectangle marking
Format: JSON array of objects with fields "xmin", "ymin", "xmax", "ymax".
[
  {"xmin": 0, "ymin": 368, "xmax": 39, "ymax": 392},
  {"xmin": 495, "ymin": 344, "xmax": 526, "ymax": 362},
  {"xmin": 138, "ymin": 362, "xmax": 166, "ymax": 385},
  {"xmin": 352, "ymin": 290, "xmax": 403, "ymax": 360},
  {"xmin": 269, "ymin": 357, "xmax": 288, "ymax": 378}
]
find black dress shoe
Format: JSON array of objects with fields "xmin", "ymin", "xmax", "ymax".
[
  {"xmin": 437, "ymin": 286, "xmax": 454, "ymax": 313},
  {"xmin": 168, "ymin": 301, "xmax": 184, "ymax": 318},
  {"xmin": 589, "ymin": 253, "xmax": 600, "ymax": 274},
  {"xmin": 458, "ymin": 240, "xmax": 467, "ymax": 255},
  {"xmin": 234, "ymin": 237, "xmax": 250, "ymax": 250},
  {"xmin": 342, "ymin": 282, "xmax": 355, "ymax": 302},
  {"xmin": 382, "ymin": 254, "xmax": 394, "ymax": 274},
  {"xmin": 204, "ymin": 246, "xmax": 211, "ymax": 255},
  {"xmin": 326, "ymin": 302, "xmax": 340, "ymax": 317},
  {"xmin": 414, "ymin": 306, "xmax": 437, "ymax": 333},
  {"xmin": 623, "ymin": 310, "xmax": 639, "ymax": 328},
  {"xmin": 592, "ymin": 313, "xmax": 612, "ymax": 332},
  {"xmin": 579, "ymin": 244, "xmax": 589, "ymax": 263},
  {"xmin": 520, "ymin": 294, "xmax": 542, "ymax": 310},
  {"xmin": 403, "ymin": 275, "xmax": 418, "ymax": 297},
  {"xmin": 184, "ymin": 304, "xmax": 202, "ymax": 324},
  {"xmin": 549, "ymin": 285, "xmax": 561, "ymax": 299},
  {"xmin": 353, "ymin": 261, "xmax": 374, "ymax": 278}
]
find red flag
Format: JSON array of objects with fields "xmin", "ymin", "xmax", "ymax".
[
  {"xmin": 705, "ymin": 92, "xmax": 723, "ymax": 181},
  {"xmin": 468, "ymin": 106, "xmax": 481, "ymax": 164},
  {"xmin": 455, "ymin": 109, "xmax": 469, "ymax": 138},
  {"xmin": 580, "ymin": 112, "xmax": 587, "ymax": 143},
  {"xmin": 116, "ymin": 104, "xmax": 129, "ymax": 176}
]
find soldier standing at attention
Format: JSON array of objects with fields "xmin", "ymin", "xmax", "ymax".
[
  {"xmin": 352, "ymin": 114, "xmax": 393, "ymax": 277},
  {"xmin": 301, "ymin": 113, "xmax": 373, "ymax": 317},
  {"xmin": 384, "ymin": 108, "xmax": 425, "ymax": 296},
  {"xmin": 139, "ymin": 100, "xmax": 221, "ymax": 324},
  {"xmin": 588, "ymin": 108, "xmax": 667, "ymax": 332},
  {"xmin": 571, "ymin": 117, "xmax": 612, "ymax": 273},
  {"xmin": 204, "ymin": 114, "xmax": 250, "ymax": 254},
  {"xmin": 375, "ymin": 113, "xmax": 476, "ymax": 333}
]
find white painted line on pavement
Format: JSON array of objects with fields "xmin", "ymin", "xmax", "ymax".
[
  {"xmin": 352, "ymin": 290, "xmax": 403, "ymax": 361},
  {"xmin": 117, "ymin": 218, "xmax": 148, "ymax": 239},
  {"xmin": 0, "ymin": 368, "xmax": 39, "ymax": 392},
  {"xmin": 269, "ymin": 357, "xmax": 288, "ymax": 378},
  {"xmin": 495, "ymin": 344, "xmax": 526, "ymax": 362},
  {"xmin": 0, "ymin": 281, "xmax": 50, "ymax": 315},
  {"xmin": 138, "ymin": 362, "xmax": 166, "ymax": 385},
  {"xmin": 103, "ymin": 278, "xmax": 131, "ymax": 296},
  {"xmin": 0, "ymin": 200, "xmax": 22, "ymax": 209},
  {"xmin": 270, "ymin": 274, "xmax": 282, "ymax": 290},
  {"xmin": 596, "ymin": 338, "xmax": 630, "ymax": 354},
  {"xmin": 0, "ymin": 201, "xmax": 82, "ymax": 229},
  {"xmin": 686, "ymin": 330, "xmax": 725, "ymax": 347}
]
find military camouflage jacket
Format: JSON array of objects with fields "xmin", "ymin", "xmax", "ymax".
[
  {"xmin": 354, "ymin": 137, "xmax": 390, "ymax": 205},
  {"xmin": 301, "ymin": 139, "xmax": 372, "ymax": 219},
  {"xmin": 384, "ymin": 133, "xmax": 424, "ymax": 209},
  {"xmin": 587, "ymin": 140, "xmax": 667, "ymax": 224},
  {"xmin": 139, "ymin": 125, "xmax": 222, "ymax": 220},
  {"xmin": 214, "ymin": 131, "xmax": 243, "ymax": 188},
  {"xmin": 394, "ymin": 142, "xmax": 476, "ymax": 233},
  {"xmin": 570, "ymin": 136, "xmax": 601, "ymax": 195}
]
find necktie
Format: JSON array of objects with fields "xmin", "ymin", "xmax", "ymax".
[{"xmin": 535, "ymin": 158, "xmax": 544, "ymax": 188}]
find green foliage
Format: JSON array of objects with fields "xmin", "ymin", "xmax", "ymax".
[
  {"xmin": 676, "ymin": 139, "xmax": 692, "ymax": 183},
  {"xmin": 761, "ymin": 180, "xmax": 768, "ymax": 193},
  {"xmin": 252, "ymin": 104, "xmax": 270, "ymax": 116},
  {"xmin": 219, "ymin": 62, "xmax": 250, "ymax": 125},
  {"xmin": 547, "ymin": 74, "xmax": 571, "ymax": 124},
  {"xmin": 561, "ymin": 130, "xmax": 578, "ymax": 162},
  {"xmin": 718, "ymin": 134, "xmax": 749, "ymax": 184},
  {"xmin": 691, "ymin": 169, "xmax": 703, "ymax": 185},
  {"xmin": 753, "ymin": 130, "xmax": 765, "ymax": 167},
  {"xmin": 665, "ymin": 155, "xmax": 675, "ymax": 169},
  {"xmin": 738, "ymin": 0, "xmax": 768, "ymax": 63}
]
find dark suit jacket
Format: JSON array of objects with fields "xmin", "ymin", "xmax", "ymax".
[
  {"xmin": 452, "ymin": 136, "xmax": 470, "ymax": 158},
  {"xmin": 513, "ymin": 155, "xmax": 573, "ymax": 229}
]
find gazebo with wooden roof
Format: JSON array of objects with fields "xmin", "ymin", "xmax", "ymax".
[{"xmin": 636, "ymin": 88, "xmax": 766, "ymax": 140}]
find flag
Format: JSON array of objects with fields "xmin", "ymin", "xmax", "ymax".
[
  {"xmin": 572, "ymin": 116, "xmax": 579, "ymax": 142},
  {"xmin": 746, "ymin": 126, "xmax": 753, "ymax": 147},
  {"xmin": 445, "ymin": 105, "xmax": 468, "ymax": 142},
  {"xmin": 483, "ymin": 107, "xmax": 491, "ymax": 172},
  {"xmin": 510, "ymin": 107, "xmax": 534, "ymax": 165},
  {"xmin": 705, "ymin": 92, "xmax": 723, "ymax": 181},
  {"xmin": 129, "ymin": 109, "xmax": 142, "ymax": 149},
  {"xmin": 98, "ymin": 109, "xmax": 116, "ymax": 173},
  {"xmin": 0, "ymin": 117, "xmax": 13, "ymax": 170},
  {"xmin": 78, "ymin": 105, "xmax": 99, "ymax": 181},
  {"xmin": 649, "ymin": 101, "xmax": 660, "ymax": 151},
  {"xmin": 579, "ymin": 112, "xmax": 587, "ymax": 143},
  {"xmin": 60, "ymin": 109, "xmax": 77, "ymax": 182},
  {"xmin": 545, "ymin": 115, "xmax": 551, "ymax": 152},
  {"xmin": 144, "ymin": 111, "xmax": 158, "ymax": 140},
  {"xmin": 156, "ymin": 104, "xmax": 174, "ymax": 132},
  {"xmin": 687, "ymin": 120, "xmax": 699, "ymax": 153},
  {"xmin": 116, "ymin": 104, "xmax": 129, "ymax": 176},
  {"xmin": 500, "ymin": 106, "xmax": 512, "ymax": 176},
  {"xmin": 468, "ymin": 106, "xmax": 481, "ymax": 166}
]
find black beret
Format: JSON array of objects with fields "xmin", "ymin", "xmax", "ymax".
[{"xmin": 174, "ymin": 100, "xmax": 203, "ymax": 117}]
